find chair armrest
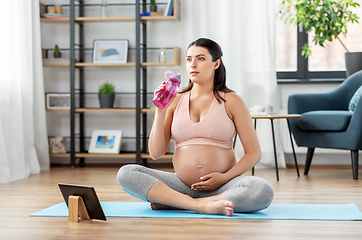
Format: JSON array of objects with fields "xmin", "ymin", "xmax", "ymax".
[
  {"xmin": 348, "ymin": 93, "xmax": 362, "ymax": 129},
  {"xmin": 288, "ymin": 91, "xmax": 347, "ymax": 114},
  {"xmin": 346, "ymin": 94, "xmax": 362, "ymax": 149}
]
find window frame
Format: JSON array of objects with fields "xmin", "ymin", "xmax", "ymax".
[{"xmin": 277, "ymin": 26, "xmax": 346, "ymax": 83}]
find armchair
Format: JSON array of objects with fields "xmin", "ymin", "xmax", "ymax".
[{"xmin": 288, "ymin": 70, "xmax": 362, "ymax": 180}]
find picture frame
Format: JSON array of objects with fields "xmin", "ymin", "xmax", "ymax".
[
  {"xmin": 88, "ymin": 130, "xmax": 123, "ymax": 154},
  {"xmin": 46, "ymin": 93, "xmax": 70, "ymax": 110},
  {"xmin": 92, "ymin": 39, "xmax": 129, "ymax": 63}
]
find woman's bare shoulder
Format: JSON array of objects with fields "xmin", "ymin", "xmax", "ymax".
[
  {"xmin": 224, "ymin": 92, "xmax": 245, "ymax": 105},
  {"xmin": 224, "ymin": 92, "xmax": 249, "ymax": 116}
]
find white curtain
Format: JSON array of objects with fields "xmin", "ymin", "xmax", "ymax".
[
  {"xmin": 0, "ymin": 0, "xmax": 49, "ymax": 183},
  {"xmin": 181, "ymin": 0, "xmax": 285, "ymax": 168}
]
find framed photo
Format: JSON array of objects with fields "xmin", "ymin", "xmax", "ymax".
[
  {"xmin": 92, "ymin": 39, "xmax": 128, "ymax": 63},
  {"xmin": 88, "ymin": 130, "xmax": 123, "ymax": 154},
  {"xmin": 46, "ymin": 93, "xmax": 70, "ymax": 110}
]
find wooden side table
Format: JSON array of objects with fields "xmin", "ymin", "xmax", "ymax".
[{"xmin": 234, "ymin": 114, "xmax": 301, "ymax": 181}]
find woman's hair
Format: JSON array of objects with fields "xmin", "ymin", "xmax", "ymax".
[{"xmin": 180, "ymin": 38, "xmax": 234, "ymax": 103}]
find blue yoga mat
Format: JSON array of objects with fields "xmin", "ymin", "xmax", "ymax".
[{"xmin": 30, "ymin": 202, "xmax": 362, "ymax": 221}]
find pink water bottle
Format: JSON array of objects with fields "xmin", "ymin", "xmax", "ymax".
[{"xmin": 153, "ymin": 70, "xmax": 181, "ymax": 109}]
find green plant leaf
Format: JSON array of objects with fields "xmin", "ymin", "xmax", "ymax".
[
  {"xmin": 98, "ymin": 82, "xmax": 116, "ymax": 94},
  {"xmin": 54, "ymin": 44, "xmax": 60, "ymax": 53},
  {"xmin": 279, "ymin": 0, "xmax": 360, "ymax": 56},
  {"xmin": 302, "ymin": 43, "xmax": 311, "ymax": 58}
]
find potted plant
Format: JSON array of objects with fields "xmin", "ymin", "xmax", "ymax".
[
  {"xmin": 279, "ymin": 0, "xmax": 361, "ymax": 76},
  {"xmin": 150, "ymin": 0, "xmax": 157, "ymax": 12},
  {"xmin": 54, "ymin": 44, "xmax": 61, "ymax": 58},
  {"xmin": 97, "ymin": 81, "xmax": 116, "ymax": 108}
]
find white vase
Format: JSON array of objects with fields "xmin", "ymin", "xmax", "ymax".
[
  {"xmin": 101, "ymin": 0, "xmax": 108, "ymax": 17},
  {"xmin": 159, "ymin": 50, "xmax": 166, "ymax": 63}
]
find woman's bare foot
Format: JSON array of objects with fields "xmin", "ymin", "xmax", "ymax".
[
  {"xmin": 151, "ymin": 200, "xmax": 233, "ymax": 216},
  {"xmin": 196, "ymin": 194, "xmax": 225, "ymax": 203},
  {"xmin": 198, "ymin": 200, "xmax": 234, "ymax": 216},
  {"xmin": 150, "ymin": 203, "xmax": 183, "ymax": 210}
]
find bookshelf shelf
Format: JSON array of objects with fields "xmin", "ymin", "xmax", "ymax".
[
  {"xmin": 75, "ymin": 108, "xmax": 136, "ymax": 112},
  {"xmin": 50, "ymin": 153, "xmax": 71, "ymax": 157},
  {"xmin": 41, "ymin": 18, "xmax": 70, "ymax": 22},
  {"xmin": 141, "ymin": 154, "xmax": 173, "ymax": 159},
  {"xmin": 76, "ymin": 153, "xmax": 136, "ymax": 158}
]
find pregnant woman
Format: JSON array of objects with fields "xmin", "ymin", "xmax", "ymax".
[{"xmin": 117, "ymin": 38, "xmax": 274, "ymax": 216}]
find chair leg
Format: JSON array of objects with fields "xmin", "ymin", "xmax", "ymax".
[
  {"xmin": 351, "ymin": 150, "xmax": 359, "ymax": 180},
  {"xmin": 304, "ymin": 148, "xmax": 315, "ymax": 175}
]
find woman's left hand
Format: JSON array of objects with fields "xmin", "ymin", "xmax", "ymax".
[{"xmin": 190, "ymin": 172, "xmax": 227, "ymax": 191}]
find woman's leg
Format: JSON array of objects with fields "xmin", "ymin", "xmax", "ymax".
[
  {"xmin": 148, "ymin": 175, "xmax": 274, "ymax": 214},
  {"xmin": 117, "ymin": 164, "xmax": 186, "ymax": 202},
  {"xmin": 147, "ymin": 181, "xmax": 233, "ymax": 216},
  {"xmin": 215, "ymin": 175, "xmax": 274, "ymax": 213},
  {"xmin": 117, "ymin": 164, "xmax": 233, "ymax": 216}
]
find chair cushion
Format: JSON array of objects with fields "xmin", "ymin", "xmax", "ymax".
[
  {"xmin": 298, "ymin": 110, "xmax": 353, "ymax": 131},
  {"xmin": 349, "ymin": 84, "xmax": 362, "ymax": 112}
]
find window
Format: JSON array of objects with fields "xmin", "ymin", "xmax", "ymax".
[
  {"xmin": 275, "ymin": 0, "xmax": 362, "ymax": 80},
  {"xmin": 275, "ymin": 3, "xmax": 297, "ymax": 72}
]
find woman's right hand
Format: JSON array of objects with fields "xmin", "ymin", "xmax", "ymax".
[
  {"xmin": 154, "ymin": 81, "xmax": 177, "ymax": 111},
  {"xmin": 153, "ymin": 81, "xmax": 168, "ymax": 113},
  {"xmin": 154, "ymin": 81, "xmax": 166, "ymax": 97}
]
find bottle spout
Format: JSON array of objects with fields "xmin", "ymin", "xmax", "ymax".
[{"xmin": 172, "ymin": 74, "xmax": 181, "ymax": 84}]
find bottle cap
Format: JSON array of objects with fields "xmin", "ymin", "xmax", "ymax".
[
  {"xmin": 171, "ymin": 73, "xmax": 181, "ymax": 84},
  {"xmin": 164, "ymin": 70, "xmax": 181, "ymax": 83}
]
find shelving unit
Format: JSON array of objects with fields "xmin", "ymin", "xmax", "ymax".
[{"xmin": 42, "ymin": 1, "xmax": 180, "ymax": 167}]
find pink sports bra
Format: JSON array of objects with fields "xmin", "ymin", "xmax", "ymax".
[{"xmin": 171, "ymin": 91, "xmax": 236, "ymax": 149}]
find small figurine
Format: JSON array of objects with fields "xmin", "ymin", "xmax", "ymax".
[{"xmin": 49, "ymin": 136, "xmax": 67, "ymax": 154}]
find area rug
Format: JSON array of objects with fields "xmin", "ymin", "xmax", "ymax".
[{"xmin": 30, "ymin": 202, "xmax": 362, "ymax": 221}]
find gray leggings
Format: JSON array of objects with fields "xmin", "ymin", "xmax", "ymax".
[{"xmin": 117, "ymin": 164, "xmax": 274, "ymax": 213}]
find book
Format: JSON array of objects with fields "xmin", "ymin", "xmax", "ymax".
[
  {"xmin": 140, "ymin": 11, "xmax": 164, "ymax": 17},
  {"xmin": 42, "ymin": 13, "xmax": 69, "ymax": 18},
  {"xmin": 164, "ymin": 0, "xmax": 173, "ymax": 16},
  {"xmin": 167, "ymin": 0, "xmax": 174, "ymax": 16},
  {"xmin": 44, "ymin": 16, "xmax": 69, "ymax": 19}
]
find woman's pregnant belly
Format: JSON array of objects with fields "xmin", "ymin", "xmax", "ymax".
[{"xmin": 172, "ymin": 145, "xmax": 237, "ymax": 187}]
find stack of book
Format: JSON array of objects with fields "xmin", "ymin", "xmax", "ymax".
[
  {"xmin": 140, "ymin": 12, "xmax": 164, "ymax": 17},
  {"xmin": 42, "ymin": 13, "xmax": 69, "ymax": 19}
]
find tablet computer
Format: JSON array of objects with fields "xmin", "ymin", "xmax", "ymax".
[{"xmin": 58, "ymin": 183, "xmax": 107, "ymax": 221}]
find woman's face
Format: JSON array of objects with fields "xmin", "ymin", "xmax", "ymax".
[{"xmin": 186, "ymin": 46, "xmax": 220, "ymax": 84}]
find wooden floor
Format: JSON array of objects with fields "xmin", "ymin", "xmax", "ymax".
[{"xmin": 1, "ymin": 164, "xmax": 361, "ymax": 240}]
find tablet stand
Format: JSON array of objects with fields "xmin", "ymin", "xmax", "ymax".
[{"xmin": 68, "ymin": 195, "xmax": 91, "ymax": 222}]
